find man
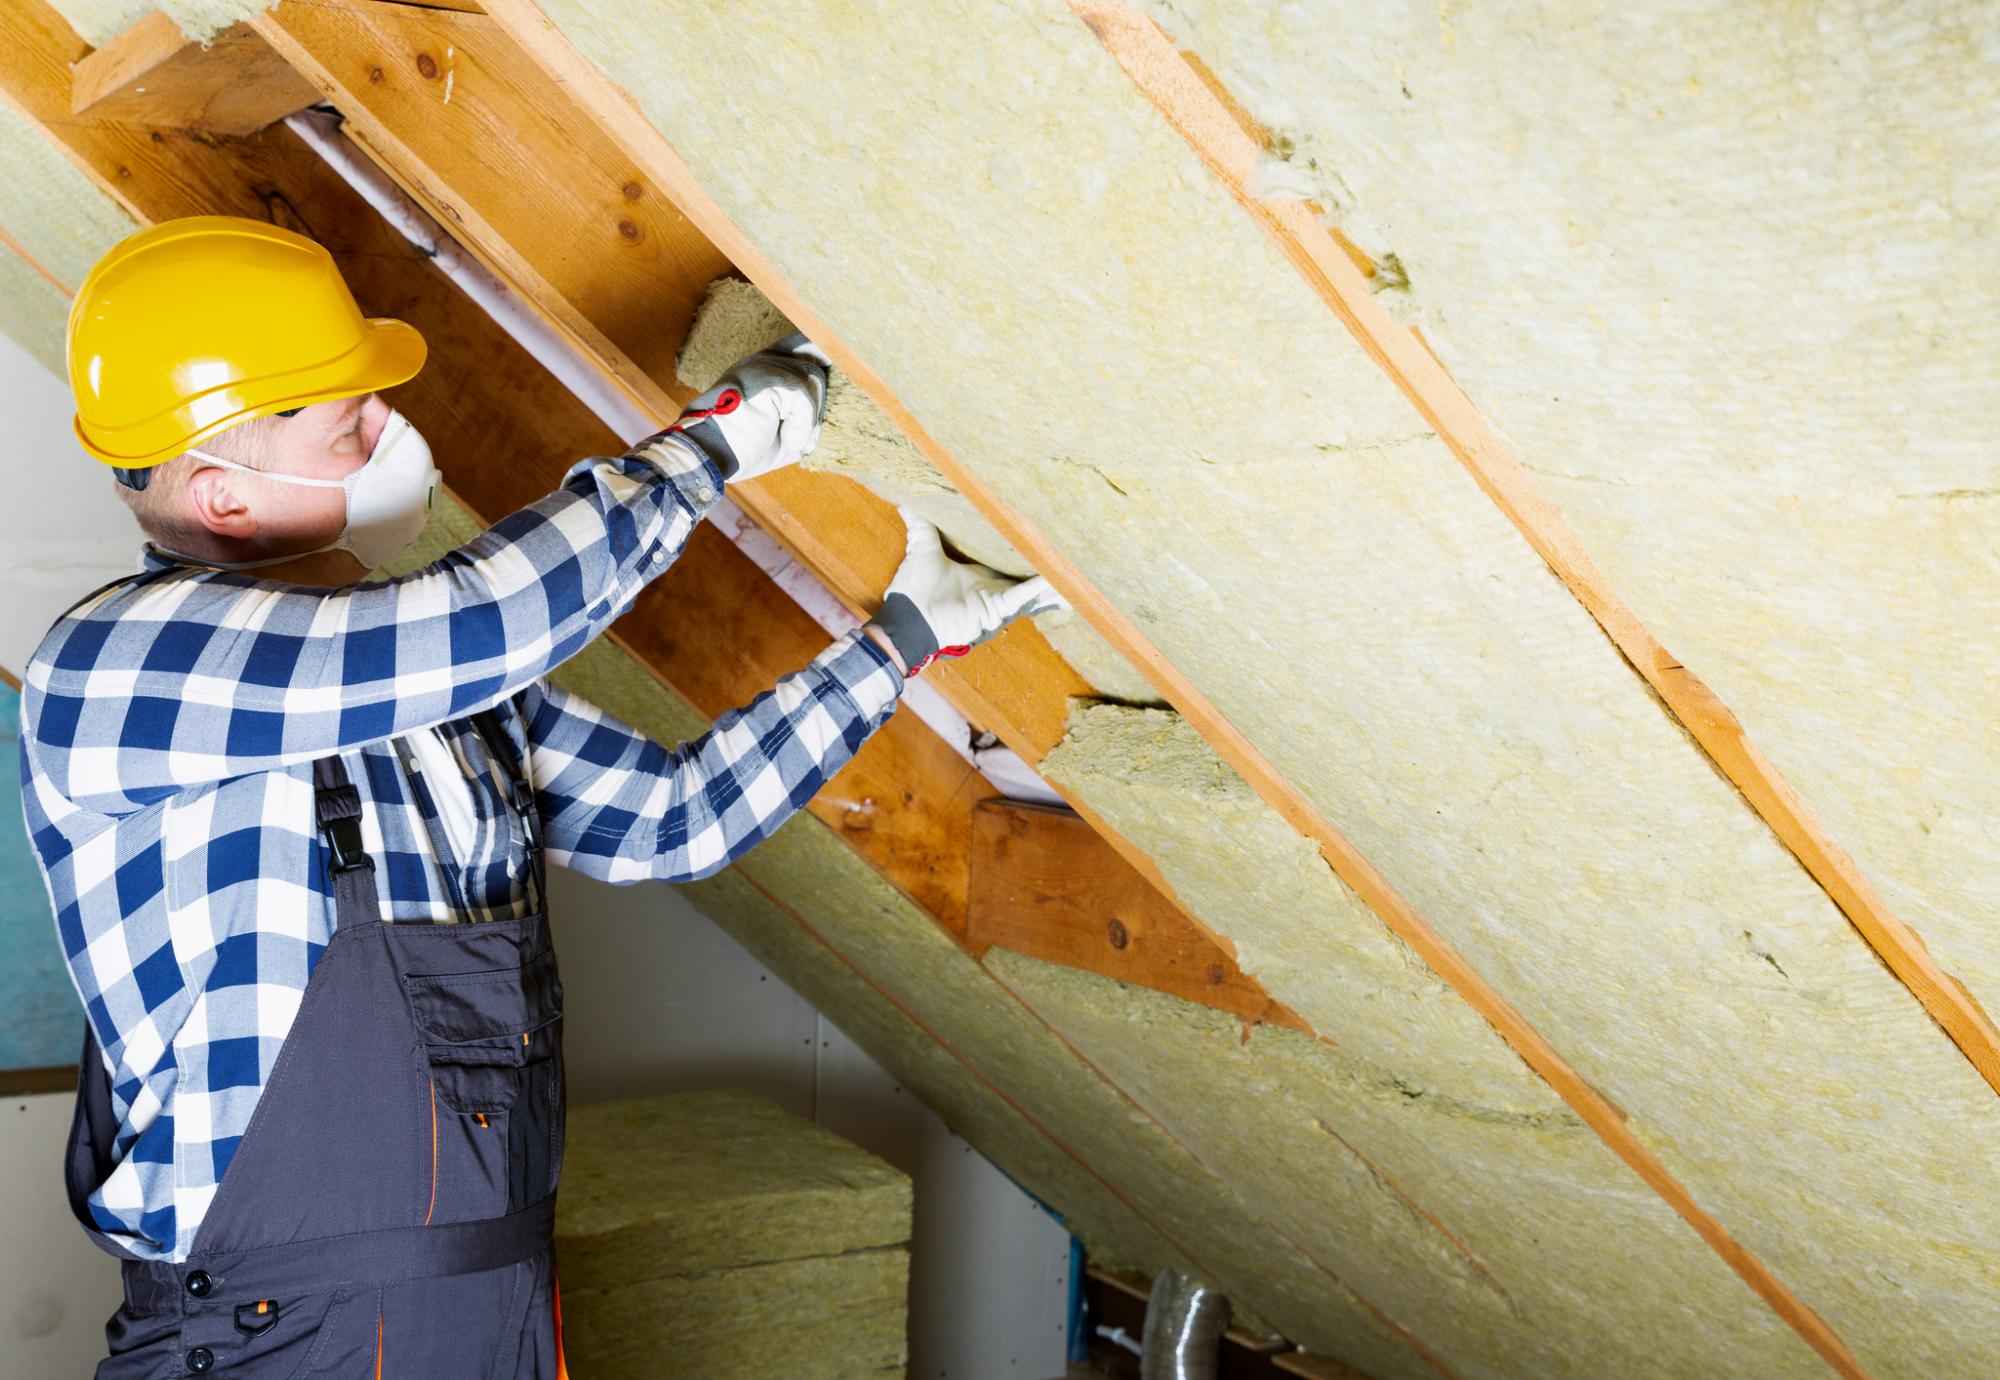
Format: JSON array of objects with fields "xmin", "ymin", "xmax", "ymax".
[{"xmin": 20, "ymin": 215, "xmax": 1058, "ymax": 1378}]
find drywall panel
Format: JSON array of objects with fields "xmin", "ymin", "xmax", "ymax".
[
  {"xmin": 527, "ymin": 3, "xmax": 2000, "ymax": 1372},
  {"xmin": 1134, "ymin": 0, "xmax": 2000, "ymax": 1103},
  {"xmin": 1039, "ymin": 704, "xmax": 1824, "ymax": 1378},
  {"xmin": 685, "ymin": 821, "xmax": 1431, "ymax": 1378}
]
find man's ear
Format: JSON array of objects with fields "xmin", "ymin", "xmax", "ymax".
[{"xmin": 183, "ymin": 462, "xmax": 260, "ymax": 543}]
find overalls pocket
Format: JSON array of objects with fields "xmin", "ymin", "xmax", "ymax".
[{"xmin": 402, "ymin": 948, "xmax": 564, "ymax": 1222}]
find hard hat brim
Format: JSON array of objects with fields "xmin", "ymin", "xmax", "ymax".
[{"xmin": 75, "ymin": 316, "xmax": 429, "ymax": 469}]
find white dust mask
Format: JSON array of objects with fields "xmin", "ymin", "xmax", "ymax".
[{"xmin": 172, "ymin": 409, "xmax": 439, "ymax": 573}]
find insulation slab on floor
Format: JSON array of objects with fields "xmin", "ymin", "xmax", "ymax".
[{"xmin": 554, "ymin": 1091, "xmax": 911, "ymax": 1379}]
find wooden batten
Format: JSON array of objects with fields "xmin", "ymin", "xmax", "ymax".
[{"xmin": 70, "ymin": 11, "xmax": 319, "ymax": 136}]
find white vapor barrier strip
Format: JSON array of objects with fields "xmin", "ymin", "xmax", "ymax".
[{"xmin": 286, "ymin": 107, "xmax": 1058, "ymax": 802}]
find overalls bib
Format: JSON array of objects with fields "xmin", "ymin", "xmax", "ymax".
[{"xmin": 63, "ymin": 700, "xmax": 571, "ymax": 1379}]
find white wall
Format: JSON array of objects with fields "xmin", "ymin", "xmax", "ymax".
[
  {"xmin": 0, "ymin": 327, "xmax": 1069, "ymax": 1378},
  {"xmin": 0, "ymin": 329, "xmax": 145, "ymax": 677}
]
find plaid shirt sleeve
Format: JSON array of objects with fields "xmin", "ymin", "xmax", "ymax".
[
  {"xmin": 22, "ymin": 434, "xmax": 729, "ymax": 817},
  {"xmin": 519, "ymin": 629, "xmax": 903, "ymax": 883}
]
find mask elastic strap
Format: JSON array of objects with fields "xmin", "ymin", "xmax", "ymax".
[{"xmin": 183, "ymin": 449, "xmax": 353, "ymax": 489}]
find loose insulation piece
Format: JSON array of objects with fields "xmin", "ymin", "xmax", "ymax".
[{"xmin": 678, "ymin": 276, "xmax": 1164, "ymax": 705}]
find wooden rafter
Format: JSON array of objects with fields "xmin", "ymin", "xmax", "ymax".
[
  {"xmin": 970, "ymin": 798, "xmax": 1306, "ymax": 1031},
  {"xmin": 69, "ymin": 11, "xmax": 318, "ymax": 135},
  {"xmin": 467, "ymin": 3, "xmax": 1866, "ymax": 1375}
]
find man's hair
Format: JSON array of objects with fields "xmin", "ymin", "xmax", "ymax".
[{"xmin": 112, "ymin": 415, "xmax": 282, "ymax": 557}]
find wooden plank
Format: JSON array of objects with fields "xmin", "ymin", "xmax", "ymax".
[
  {"xmin": 254, "ymin": 0, "xmax": 1298, "ymax": 1009},
  {"xmin": 0, "ymin": 1066, "xmax": 80, "ymax": 1096},
  {"xmin": 69, "ymin": 12, "xmax": 320, "ymax": 136},
  {"xmin": 470, "ymin": 7, "xmax": 1865, "ymax": 1377},
  {"xmin": 970, "ymin": 799, "xmax": 1306, "ymax": 1031},
  {"xmin": 255, "ymin": 0, "xmax": 728, "ymax": 410}
]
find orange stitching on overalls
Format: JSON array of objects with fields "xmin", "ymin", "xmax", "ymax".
[{"xmin": 422, "ymin": 1076, "xmax": 438, "ymax": 1227}]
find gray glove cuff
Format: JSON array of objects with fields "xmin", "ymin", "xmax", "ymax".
[
  {"xmin": 669, "ymin": 388, "xmax": 743, "ymax": 479},
  {"xmin": 868, "ymin": 594, "xmax": 937, "ymax": 676}
]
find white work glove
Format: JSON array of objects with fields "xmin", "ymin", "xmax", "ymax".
[
  {"xmin": 665, "ymin": 332, "xmax": 831, "ymax": 483},
  {"xmin": 866, "ymin": 510, "xmax": 1069, "ymax": 676}
]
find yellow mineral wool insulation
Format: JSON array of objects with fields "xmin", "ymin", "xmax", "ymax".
[
  {"xmin": 677, "ymin": 276, "xmax": 1165, "ymax": 705},
  {"xmin": 0, "ymin": 248, "xmax": 71, "ymax": 376},
  {"xmin": 988, "ymin": 945, "xmax": 1826, "ymax": 1380},
  {"xmin": 0, "ymin": 99, "xmax": 139, "ymax": 296},
  {"xmin": 556, "ymin": 1092, "xmax": 911, "ymax": 1379},
  {"xmin": 512, "ymin": 3, "xmax": 2000, "ymax": 1372},
  {"xmin": 556, "ymin": 1091, "xmax": 912, "ymax": 1285},
  {"xmin": 1039, "ymin": 702, "xmax": 1829, "ymax": 1376},
  {"xmin": 684, "ymin": 820, "xmax": 1432, "ymax": 1378},
  {"xmin": 681, "ymin": 866, "xmax": 1194, "ymax": 1285},
  {"xmin": 46, "ymin": 0, "xmax": 258, "ymax": 45},
  {"xmin": 557, "ymin": 1250, "xmax": 908, "ymax": 1380},
  {"xmin": 1134, "ymin": 0, "xmax": 2000, "ymax": 1105}
]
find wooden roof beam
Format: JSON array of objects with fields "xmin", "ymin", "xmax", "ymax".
[
  {"xmin": 70, "ymin": 11, "xmax": 319, "ymax": 135},
  {"xmin": 970, "ymin": 799, "xmax": 1302, "ymax": 1031}
]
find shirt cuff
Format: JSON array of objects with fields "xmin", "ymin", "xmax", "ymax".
[
  {"xmin": 816, "ymin": 628, "xmax": 905, "ymax": 726},
  {"xmin": 630, "ymin": 431, "xmax": 727, "ymax": 517}
]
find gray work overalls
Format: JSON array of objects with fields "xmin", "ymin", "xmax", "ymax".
[{"xmin": 63, "ymin": 688, "xmax": 570, "ymax": 1379}]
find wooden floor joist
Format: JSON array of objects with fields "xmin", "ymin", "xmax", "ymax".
[
  {"xmin": 467, "ymin": 4, "xmax": 1867, "ymax": 1375},
  {"xmin": 1062, "ymin": 0, "xmax": 2000, "ymax": 1118}
]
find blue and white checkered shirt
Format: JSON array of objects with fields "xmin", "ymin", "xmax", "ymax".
[{"xmin": 16, "ymin": 434, "xmax": 902, "ymax": 1262}]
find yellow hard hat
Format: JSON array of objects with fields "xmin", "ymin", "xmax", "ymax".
[{"xmin": 68, "ymin": 216, "xmax": 427, "ymax": 476}]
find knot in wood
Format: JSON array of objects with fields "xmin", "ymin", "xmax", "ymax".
[
  {"xmin": 1106, "ymin": 917, "xmax": 1129, "ymax": 950},
  {"xmin": 416, "ymin": 53, "xmax": 439, "ymax": 80}
]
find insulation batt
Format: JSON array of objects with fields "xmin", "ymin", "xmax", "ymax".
[
  {"xmin": 522, "ymin": 1, "xmax": 2000, "ymax": 1373},
  {"xmin": 0, "ymin": 99, "xmax": 140, "ymax": 372},
  {"xmin": 1038, "ymin": 705, "xmax": 1824, "ymax": 1379},
  {"xmin": 553, "ymin": 1092, "xmax": 910, "ymax": 1379}
]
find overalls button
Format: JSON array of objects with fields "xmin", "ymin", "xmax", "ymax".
[
  {"xmin": 184, "ymin": 1270, "xmax": 213, "ymax": 1298},
  {"xmin": 187, "ymin": 1346, "xmax": 215, "ymax": 1372}
]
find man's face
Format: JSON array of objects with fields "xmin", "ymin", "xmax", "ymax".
[{"xmin": 184, "ymin": 393, "xmax": 391, "ymax": 557}]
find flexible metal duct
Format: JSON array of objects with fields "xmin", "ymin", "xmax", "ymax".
[{"xmin": 1139, "ymin": 1269, "xmax": 1228, "ymax": 1380}]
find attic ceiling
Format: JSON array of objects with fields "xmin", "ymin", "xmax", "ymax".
[{"xmin": 2, "ymin": 2, "xmax": 1994, "ymax": 1377}]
